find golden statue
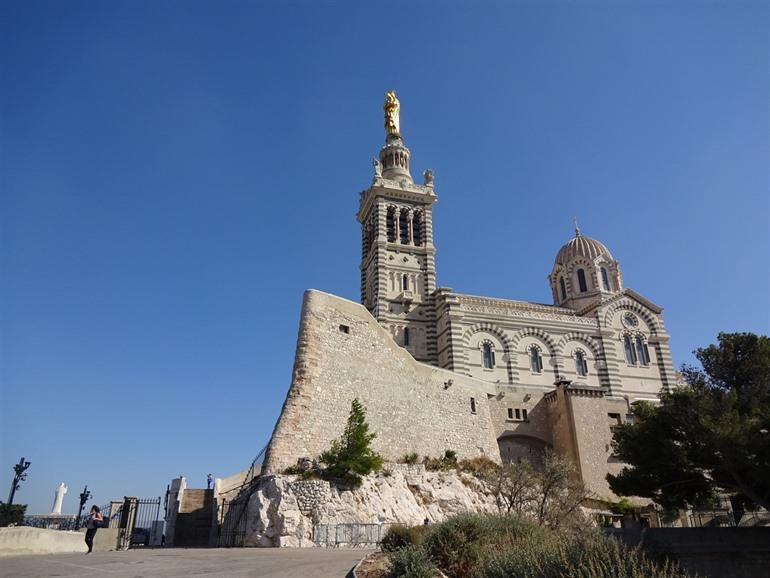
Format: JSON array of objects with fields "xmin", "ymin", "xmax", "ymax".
[{"xmin": 384, "ymin": 91, "xmax": 400, "ymax": 137}]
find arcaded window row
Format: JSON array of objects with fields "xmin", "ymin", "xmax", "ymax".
[{"xmin": 386, "ymin": 206, "xmax": 424, "ymax": 246}]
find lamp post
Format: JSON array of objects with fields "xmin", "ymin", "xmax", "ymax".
[
  {"xmin": 74, "ymin": 485, "xmax": 91, "ymax": 530},
  {"xmin": 7, "ymin": 457, "xmax": 31, "ymax": 506}
]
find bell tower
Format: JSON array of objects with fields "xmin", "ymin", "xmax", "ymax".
[{"xmin": 357, "ymin": 92, "xmax": 438, "ymax": 364}]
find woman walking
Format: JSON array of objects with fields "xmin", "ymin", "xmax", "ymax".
[{"xmin": 84, "ymin": 505, "xmax": 103, "ymax": 554}]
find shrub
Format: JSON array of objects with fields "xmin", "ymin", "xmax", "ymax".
[
  {"xmin": 381, "ymin": 524, "xmax": 429, "ymax": 552},
  {"xmin": 609, "ymin": 497, "xmax": 633, "ymax": 515},
  {"xmin": 423, "ymin": 457, "xmax": 442, "ymax": 471},
  {"xmin": 458, "ymin": 456, "xmax": 499, "ymax": 476},
  {"xmin": 382, "ymin": 525, "xmax": 411, "ymax": 552},
  {"xmin": 477, "ymin": 532, "xmax": 692, "ymax": 578},
  {"xmin": 401, "ymin": 452, "xmax": 420, "ymax": 465},
  {"xmin": 423, "ymin": 450, "xmax": 459, "ymax": 471},
  {"xmin": 0, "ymin": 502, "xmax": 26, "ymax": 527},
  {"xmin": 419, "ymin": 513, "xmax": 694, "ymax": 578},
  {"xmin": 389, "ymin": 545, "xmax": 436, "ymax": 578},
  {"xmin": 319, "ymin": 398, "xmax": 383, "ymax": 487},
  {"xmin": 421, "ymin": 514, "xmax": 488, "ymax": 576},
  {"xmin": 443, "ymin": 450, "xmax": 458, "ymax": 467}
]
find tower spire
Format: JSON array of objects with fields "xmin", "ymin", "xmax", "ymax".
[
  {"xmin": 573, "ymin": 216, "xmax": 581, "ymax": 237},
  {"xmin": 378, "ymin": 91, "xmax": 412, "ymax": 182}
]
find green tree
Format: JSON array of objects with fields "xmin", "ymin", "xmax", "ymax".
[
  {"xmin": 319, "ymin": 398, "xmax": 383, "ymax": 487},
  {"xmin": 0, "ymin": 502, "xmax": 27, "ymax": 526},
  {"xmin": 608, "ymin": 332, "xmax": 770, "ymax": 511}
]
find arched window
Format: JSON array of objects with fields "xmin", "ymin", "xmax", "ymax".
[
  {"xmin": 399, "ymin": 210, "xmax": 410, "ymax": 244},
  {"xmin": 635, "ymin": 336, "xmax": 650, "ymax": 365},
  {"xmin": 529, "ymin": 346, "xmax": 543, "ymax": 373},
  {"xmin": 601, "ymin": 267, "xmax": 610, "ymax": 291},
  {"xmin": 403, "ymin": 327, "xmax": 410, "ymax": 346},
  {"xmin": 402, "ymin": 274, "xmax": 409, "ymax": 291},
  {"xmin": 386, "ymin": 207, "xmax": 396, "ymax": 242},
  {"xmin": 623, "ymin": 335, "xmax": 637, "ymax": 365},
  {"xmin": 413, "ymin": 212, "xmax": 424, "ymax": 246},
  {"xmin": 577, "ymin": 269, "xmax": 588, "ymax": 293},
  {"xmin": 482, "ymin": 342, "xmax": 495, "ymax": 369},
  {"xmin": 575, "ymin": 350, "xmax": 588, "ymax": 376},
  {"xmin": 559, "ymin": 277, "xmax": 567, "ymax": 301}
]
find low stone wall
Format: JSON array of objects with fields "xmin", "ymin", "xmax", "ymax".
[
  {"xmin": 612, "ymin": 527, "xmax": 770, "ymax": 578},
  {"xmin": 0, "ymin": 527, "xmax": 87, "ymax": 556},
  {"xmin": 81, "ymin": 527, "xmax": 119, "ymax": 552}
]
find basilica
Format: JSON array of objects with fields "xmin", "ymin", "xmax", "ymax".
[{"xmin": 262, "ymin": 93, "xmax": 677, "ymax": 500}]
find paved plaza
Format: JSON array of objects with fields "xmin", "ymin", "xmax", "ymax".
[{"xmin": 0, "ymin": 547, "xmax": 371, "ymax": 578}]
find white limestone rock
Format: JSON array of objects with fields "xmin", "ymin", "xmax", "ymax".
[{"xmin": 242, "ymin": 465, "xmax": 497, "ymax": 547}]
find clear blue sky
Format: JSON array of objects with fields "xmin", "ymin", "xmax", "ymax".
[{"xmin": 1, "ymin": 0, "xmax": 767, "ymax": 515}]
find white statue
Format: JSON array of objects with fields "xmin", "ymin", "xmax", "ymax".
[
  {"xmin": 423, "ymin": 168, "xmax": 434, "ymax": 186},
  {"xmin": 372, "ymin": 157, "xmax": 382, "ymax": 177},
  {"xmin": 51, "ymin": 483, "xmax": 67, "ymax": 515}
]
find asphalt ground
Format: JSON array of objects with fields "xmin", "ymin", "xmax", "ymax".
[{"xmin": 0, "ymin": 547, "xmax": 372, "ymax": 578}]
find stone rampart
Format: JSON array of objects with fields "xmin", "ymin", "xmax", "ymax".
[{"xmin": 262, "ymin": 290, "xmax": 500, "ymax": 474}]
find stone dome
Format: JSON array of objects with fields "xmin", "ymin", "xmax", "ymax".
[{"xmin": 554, "ymin": 232, "xmax": 613, "ymax": 266}]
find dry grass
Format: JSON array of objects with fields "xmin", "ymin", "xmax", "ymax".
[{"xmin": 355, "ymin": 552, "xmax": 392, "ymax": 578}]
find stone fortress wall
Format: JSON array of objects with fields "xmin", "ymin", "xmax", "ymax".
[
  {"xmin": 262, "ymin": 290, "xmax": 501, "ymax": 475},
  {"xmin": 260, "ymin": 290, "xmax": 653, "ymax": 500}
]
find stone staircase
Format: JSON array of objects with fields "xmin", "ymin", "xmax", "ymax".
[{"xmin": 174, "ymin": 489, "xmax": 214, "ymax": 547}]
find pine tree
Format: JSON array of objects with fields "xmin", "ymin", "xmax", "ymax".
[
  {"xmin": 319, "ymin": 398, "xmax": 383, "ymax": 487},
  {"xmin": 609, "ymin": 332, "xmax": 770, "ymax": 511}
]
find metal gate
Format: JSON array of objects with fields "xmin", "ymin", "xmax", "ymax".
[
  {"xmin": 115, "ymin": 496, "xmax": 163, "ymax": 549},
  {"xmin": 217, "ymin": 496, "xmax": 249, "ymax": 547},
  {"xmin": 312, "ymin": 523, "xmax": 389, "ymax": 547}
]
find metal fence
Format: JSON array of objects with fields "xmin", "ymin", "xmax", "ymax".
[
  {"xmin": 23, "ymin": 503, "xmax": 112, "ymax": 532},
  {"xmin": 312, "ymin": 523, "xmax": 392, "ymax": 547},
  {"xmin": 217, "ymin": 496, "xmax": 250, "ymax": 547},
  {"xmin": 22, "ymin": 497, "xmax": 162, "ymax": 549}
]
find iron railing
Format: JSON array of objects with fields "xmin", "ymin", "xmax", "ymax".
[
  {"xmin": 23, "ymin": 503, "xmax": 111, "ymax": 531},
  {"xmin": 312, "ymin": 523, "xmax": 393, "ymax": 547},
  {"xmin": 215, "ymin": 444, "xmax": 267, "ymax": 547}
]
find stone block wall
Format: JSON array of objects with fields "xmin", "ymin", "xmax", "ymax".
[
  {"xmin": 289, "ymin": 480, "xmax": 331, "ymax": 514},
  {"xmin": 262, "ymin": 290, "xmax": 500, "ymax": 474},
  {"xmin": 547, "ymin": 384, "xmax": 629, "ymax": 499}
]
